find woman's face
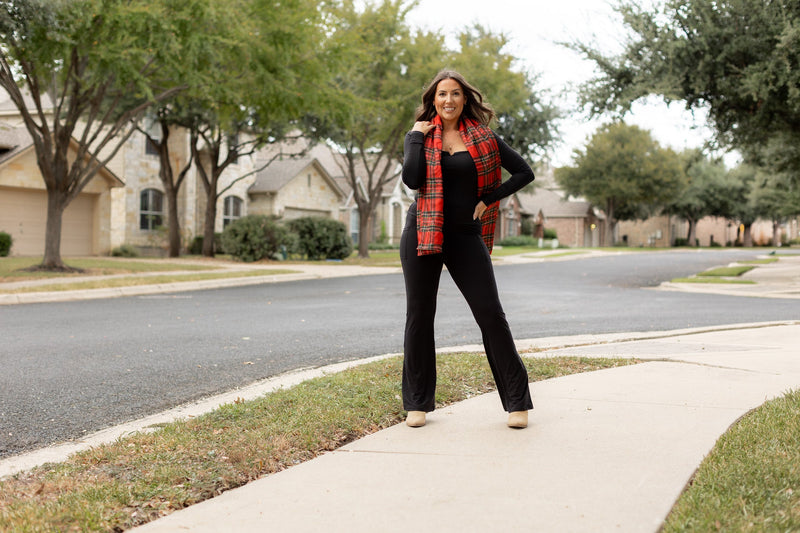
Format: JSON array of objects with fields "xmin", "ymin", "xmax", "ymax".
[{"xmin": 434, "ymin": 78, "xmax": 465, "ymax": 124}]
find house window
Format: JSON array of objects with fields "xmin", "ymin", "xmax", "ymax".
[
  {"xmin": 143, "ymin": 116, "xmax": 161, "ymax": 156},
  {"xmin": 223, "ymin": 196, "xmax": 243, "ymax": 227},
  {"xmin": 140, "ymin": 188, "xmax": 164, "ymax": 230}
]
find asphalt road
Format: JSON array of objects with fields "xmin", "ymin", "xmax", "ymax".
[{"xmin": 2, "ymin": 249, "xmax": 799, "ymax": 458}]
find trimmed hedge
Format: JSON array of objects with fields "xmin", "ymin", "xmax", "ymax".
[
  {"xmin": 111, "ymin": 244, "xmax": 139, "ymax": 257},
  {"xmin": 286, "ymin": 216, "xmax": 353, "ymax": 260},
  {"xmin": 0, "ymin": 231, "xmax": 12, "ymax": 257},
  {"xmin": 498, "ymin": 235, "xmax": 538, "ymax": 247},
  {"xmin": 220, "ymin": 215, "xmax": 294, "ymax": 262}
]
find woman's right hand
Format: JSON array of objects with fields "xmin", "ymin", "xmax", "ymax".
[{"xmin": 412, "ymin": 121, "xmax": 435, "ymax": 135}]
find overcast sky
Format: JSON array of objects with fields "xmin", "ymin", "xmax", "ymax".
[{"xmin": 406, "ymin": 0, "xmax": 722, "ymax": 168}]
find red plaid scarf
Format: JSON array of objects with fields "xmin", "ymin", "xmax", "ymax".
[{"xmin": 417, "ymin": 115, "xmax": 502, "ymax": 255}]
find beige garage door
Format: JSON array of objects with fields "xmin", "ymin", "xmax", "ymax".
[{"xmin": 0, "ymin": 187, "xmax": 95, "ymax": 256}]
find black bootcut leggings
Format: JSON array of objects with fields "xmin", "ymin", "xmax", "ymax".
[{"xmin": 400, "ymin": 207, "xmax": 534, "ymax": 413}]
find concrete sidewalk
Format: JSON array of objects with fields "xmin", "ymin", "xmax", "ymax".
[{"xmin": 130, "ymin": 322, "xmax": 800, "ymax": 533}]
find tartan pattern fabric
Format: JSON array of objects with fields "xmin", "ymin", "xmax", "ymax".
[{"xmin": 417, "ymin": 115, "xmax": 502, "ymax": 255}]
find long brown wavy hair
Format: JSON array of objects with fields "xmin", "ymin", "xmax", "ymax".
[{"xmin": 414, "ymin": 70, "xmax": 495, "ymax": 126}]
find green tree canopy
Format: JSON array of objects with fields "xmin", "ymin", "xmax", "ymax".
[
  {"xmin": 663, "ymin": 150, "xmax": 730, "ymax": 246},
  {"xmin": 317, "ymin": 1, "xmax": 561, "ymax": 257},
  {"xmin": 555, "ymin": 122, "xmax": 685, "ymax": 245},
  {"xmin": 572, "ymin": 0, "xmax": 800, "ymax": 183},
  {"xmin": 0, "ymin": 0, "xmax": 213, "ymax": 269}
]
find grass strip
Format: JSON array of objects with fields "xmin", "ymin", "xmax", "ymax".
[
  {"xmin": 697, "ymin": 266, "xmax": 755, "ymax": 277},
  {"xmin": 0, "ymin": 258, "xmax": 221, "ymax": 280},
  {"xmin": 0, "ymin": 354, "xmax": 635, "ymax": 531},
  {"xmin": 670, "ymin": 277, "xmax": 756, "ymax": 285},
  {"xmin": 662, "ymin": 389, "xmax": 800, "ymax": 532},
  {"xmin": 0, "ymin": 270, "xmax": 299, "ymax": 294},
  {"xmin": 740, "ymin": 258, "xmax": 779, "ymax": 265}
]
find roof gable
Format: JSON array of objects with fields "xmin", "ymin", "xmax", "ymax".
[
  {"xmin": 249, "ymin": 156, "xmax": 345, "ymax": 199},
  {"xmin": 0, "ymin": 122, "xmax": 123, "ymax": 187}
]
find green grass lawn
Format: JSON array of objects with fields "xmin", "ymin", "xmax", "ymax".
[
  {"xmin": 0, "ymin": 354, "xmax": 635, "ymax": 531},
  {"xmin": 671, "ymin": 264, "xmax": 758, "ymax": 284},
  {"xmin": 663, "ymin": 389, "xmax": 800, "ymax": 532},
  {"xmin": 697, "ymin": 265, "xmax": 756, "ymax": 277}
]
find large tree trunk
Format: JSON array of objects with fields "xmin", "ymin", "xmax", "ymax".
[
  {"xmin": 165, "ymin": 183, "xmax": 181, "ymax": 257},
  {"xmin": 41, "ymin": 189, "xmax": 68, "ymax": 270},
  {"xmin": 604, "ymin": 200, "xmax": 616, "ymax": 246},
  {"xmin": 202, "ymin": 187, "xmax": 218, "ymax": 257},
  {"xmin": 357, "ymin": 206, "xmax": 371, "ymax": 258},
  {"xmin": 686, "ymin": 218, "xmax": 697, "ymax": 247},
  {"xmin": 772, "ymin": 220, "xmax": 781, "ymax": 246}
]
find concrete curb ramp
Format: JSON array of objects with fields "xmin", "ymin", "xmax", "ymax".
[{"xmin": 131, "ymin": 323, "xmax": 800, "ymax": 532}]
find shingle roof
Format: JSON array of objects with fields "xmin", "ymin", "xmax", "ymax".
[
  {"xmin": 0, "ymin": 121, "xmax": 124, "ymax": 186},
  {"xmin": 248, "ymin": 155, "xmax": 345, "ymax": 199},
  {"xmin": 516, "ymin": 188, "xmax": 597, "ymax": 218},
  {"xmin": 0, "ymin": 123, "xmax": 33, "ymax": 165}
]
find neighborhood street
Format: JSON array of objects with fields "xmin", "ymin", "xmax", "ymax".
[{"xmin": 2, "ymin": 249, "xmax": 799, "ymax": 458}]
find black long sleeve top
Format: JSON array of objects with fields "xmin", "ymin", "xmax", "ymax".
[{"xmin": 402, "ymin": 130, "xmax": 535, "ymax": 229}]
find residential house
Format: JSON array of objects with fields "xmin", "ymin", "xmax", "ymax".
[
  {"xmin": 495, "ymin": 195, "xmax": 524, "ymax": 242},
  {"xmin": 312, "ymin": 144, "xmax": 414, "ymax": 247},
  {"xmin": 0, "ymin": 123, "xmax": 123, "ymax": 256},
  {"xmin": 248, "ymin": 154, "xmax": 345, "ymax": 221},
  {"xmin": 516, "ymin": 187, "xmax": 605, "ymax": 247}
]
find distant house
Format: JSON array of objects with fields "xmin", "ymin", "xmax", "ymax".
[
  {"xmin": 312, "ymin": 144, "xmax": 414, "ymax": 247},
  {"xmin": 516, "ymin": 188, "xmax": 605, "ymax": 247},
  {"xmin": 0, "ymin": 123, "xmax": 123, "ymax": 256},
  {"xmin": 495, "ymin": 194, "xmax": 524, "ymax": 242},
  {"xmin": 248, "ymin": 156, "xmax": 345, "ymax": 221}
]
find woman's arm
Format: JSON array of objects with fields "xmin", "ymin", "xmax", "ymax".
[
  {"xmin": 402, "ymin": 121, "xmax": 435, "ymax": 190},
  {"xmin": 478, "ymin": 133, "xmax": 535, "ymax": 206},
  {"xmin": 402, "ymin": 131, "xmax": 427, "ymax": 190}
]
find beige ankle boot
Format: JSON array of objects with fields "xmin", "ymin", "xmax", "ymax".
[
  {"xmin": 406, "ymin": 410, "xmax": 426, "ymax": 427},
  {"xmin": 507, "ymin": 410, "xmax": 528, "ymax": 428}
]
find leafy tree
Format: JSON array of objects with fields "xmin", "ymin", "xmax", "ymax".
[
  {"xmin": 663, "ymin": 150, "xmax": 729, "ymax": 246},
  {"xmin": 137, "ymin": 110, "xmax": 195, "ymax": 257},
  {"xmin": 555, "ymin": 122, "xmax": 685, "ymax": 245},
  {"xmin": 0, "ymin": 0, "xmax": 197, "ymax": 270},
  {"xmin": 748, "ymin": 171, "xmax": 800, "ymax": 245},
  {"xmin": 314, "ymin": 0, "xmax": 444, "ymax": 258},
  {"xmin": 187, "ymin": 0, "xmax": 329, "ymax": 257},
  {"xmin": 320, "ymin": 2, "xmax": 561, "ymax": 257},
  {"xmin": 571, "ymin": 0, "xmax": 800, "ymax": 186},
  {"xmin": 725, "ymin": 164, "xmax": 765, "ymax": 247},
  {"xmin": 451, "ymin": 26, "xmax": 561, "ymax": 161}
]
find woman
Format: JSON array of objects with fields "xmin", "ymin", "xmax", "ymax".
[{"xmin": 400, "ymin": 69, "xmax": 535, "ymax": 429}]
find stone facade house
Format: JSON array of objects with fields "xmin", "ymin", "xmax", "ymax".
[
  {"xmin": 0, "ymin": 123, "xmax": 123, "ymax": 256},
  {"xmin": 248, "ymin": 155, "xmax": 345, "ymax": 221},
  {"xmin": 0, "ymin": 85, "xmax": 411, "ymax": 257}
]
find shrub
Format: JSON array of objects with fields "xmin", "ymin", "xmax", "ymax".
[
  {"xmin": 111, "ymin": 244, "xmax": 139, "ymax": 257},
  {"xmin": 286, "ymin": 216, "xmax": 353, "ymax": 260},
  {"xmin": 0, "ymin": 231, "xmax": 11, "ymax": 257},
  {"xmin": 220, "ymin": 215, "xmax": 294, "ymax": 262},
  {"xmin": 498, "ymin": 235, "xmax": 538, "ymax": 247},
  {"xmin": 543, "ymin": 228, "xmax": 558, "ymax": 240},
  {"xmin": 368, "ymin": 242, "xmax": 399, "ymax": 250}
]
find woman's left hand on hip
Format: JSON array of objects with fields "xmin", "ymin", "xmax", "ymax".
[{"xmin": 473, "ymin": 201, "xmax": 487, "ymax": 220}]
